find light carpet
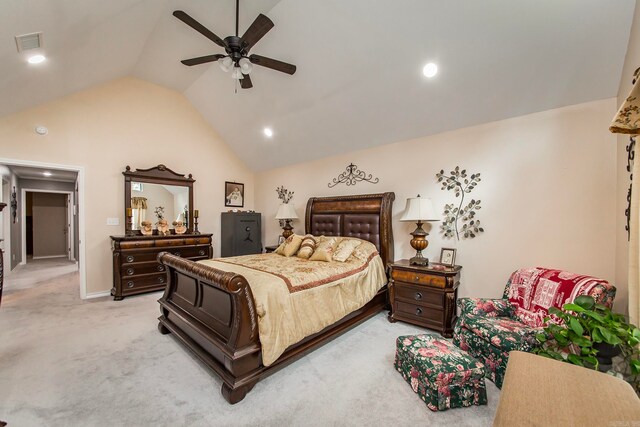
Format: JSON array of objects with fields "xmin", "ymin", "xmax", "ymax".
[{"xmin": 0, "ymin": 264, "xmax": 499, "ymax": 426}]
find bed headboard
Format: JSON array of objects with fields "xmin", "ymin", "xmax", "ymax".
[{"xmin": 305, "ymin": 192, "xmax": 395, "ymax": 267}]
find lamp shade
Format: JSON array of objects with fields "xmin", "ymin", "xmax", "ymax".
[
  {"xmin": 610, "ymin": 73, "xmax": 640, "ymax": 135},
  {"xmin": 399, "ymin": 196, "xmax": 439, "ymax": 222},
  {"xmin": 275, "ymin": 203, "xmax": 298, "ymax": 220}
]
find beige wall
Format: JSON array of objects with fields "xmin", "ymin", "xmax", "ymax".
[
  {"xmin": 0, "ymin": 77, "xmax": 255, "ymax": 295},
  {"xmin": 256, "ymin": 99, "xmax": 619, "ymax": 304},
  {"xmin": 616, "ymin": 0, "xmax": 640, "ymax": 315}
]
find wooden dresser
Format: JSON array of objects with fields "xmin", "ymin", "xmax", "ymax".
[
  {"xmin": 110, "ymin": 233, "xmax": 212, "ymax": 300},
  {"xmin": 388, "ymin": 259, "xmax": 462, "ymax": 337}
]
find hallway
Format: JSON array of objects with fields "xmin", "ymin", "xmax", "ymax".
[{"xmin": 4, "ymin": 258, "xmax": 78, "ymax": 293}]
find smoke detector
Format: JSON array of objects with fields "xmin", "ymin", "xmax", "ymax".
[{"xmin": 15, "ymin": 32, "xmax": 43, "ymax": 52}]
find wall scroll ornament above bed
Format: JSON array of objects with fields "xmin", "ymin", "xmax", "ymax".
[
  {"xmin": 327, "ymin": 163, "xmax": 379, "ymax": 188},
  {"xmin": 436, "ymin": 166, "xmax": 484, "ymax": 240}
]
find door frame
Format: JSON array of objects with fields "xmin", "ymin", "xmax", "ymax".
[
  {"xmin": 0, "ymin": 158, "xmax": 87, "ymax": 299},
  {"xmin": 22, "ymin": 189, "xmax": 74, "ymax": 262}
]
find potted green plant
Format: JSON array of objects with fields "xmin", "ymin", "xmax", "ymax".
[{"xmin": 535, "ymin": 295, "xmax": 640, "ymax": 394}]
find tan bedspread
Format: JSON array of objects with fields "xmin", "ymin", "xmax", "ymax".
[{"xmin": 198, "ymin": 240, "xmax": 386, "ymax": 366}]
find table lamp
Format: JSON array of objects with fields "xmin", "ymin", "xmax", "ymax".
[
  {"xmin": 399, "ymin": 195, "xmax": 440, "ymax": 266},
  {"xmin": 275, "ymin": 203, "xmax": 298, "ymax": 239}
]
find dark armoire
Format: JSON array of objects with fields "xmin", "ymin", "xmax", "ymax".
[{"xmin": 221, "ymin": 212, "xmax": 262, "ymax": 257}]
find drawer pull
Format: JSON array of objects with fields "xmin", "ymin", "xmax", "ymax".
[
  {"xmin": 158, "ymin": 276, "xmax": 165, "ymax": 284},
  {"xmin": 126, "ymin": 268, "xmax": 134, "ymax": 276},
  {"xmin": 173, "ymin": 252, "xmax": 181, "ymax": 257},
  {"xmin": 127, "ymin": 281, "xmax": 134, "ymax": 289},
  {"xmin": 198, "ymin": 250, "xmax": 205, "ymax": 256},
  {"xmin": 414, "ymin": 292, "xmax": 423, "ymax": 301},
  {"xmin": 126, "ymin": 255, "xmax": 134, "ymax": 263},
  {"xmin": 415, "ymin": 275, "xmax": 420, "ymax": 281},
  {"xmin": 415, "ymin": 307, "xmax": 423, "ymax": 316},
  {"xmin": 157, "ymin": 265, "xmax": 165, "ymax": 272}
]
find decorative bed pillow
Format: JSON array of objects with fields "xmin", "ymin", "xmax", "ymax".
[
  {"xmin": 332, "ymin": 238, "xmax": 362, "ymax": 262},
  {"xmin": 274, "ymin": 234, "xmax": 303, "ymax": 257},
  {"xmin": 309, "ymin": 236, "xmax": 339, "ymax": 262},
  {"xmin": 296, "ymin": 235, "xmax": 317, "ymax": 259}
]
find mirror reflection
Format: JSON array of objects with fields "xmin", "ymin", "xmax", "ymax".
[{"xmin": 130, "ymin": 181, "xmax": 190, "ymax": 230}]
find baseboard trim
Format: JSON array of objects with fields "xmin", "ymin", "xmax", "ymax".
[
  {"xmin": 85, "ymin": 291, "xmax": 111, "ymax": 299},
  {"xmin": 32, "ymin": 255, "xmax": 67, "ymax": 260}
]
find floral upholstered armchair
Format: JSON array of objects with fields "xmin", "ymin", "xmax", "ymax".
[{"xmin": 453, "ymin": 267, "xmax": 616, "ymax": 388}]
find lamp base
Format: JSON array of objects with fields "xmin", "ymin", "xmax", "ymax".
[
  {"xmin": 409, "ymin": 254, "xmax": 429, "ymax": 266},
  {"xmin": 282, "ymin": 219, "xmax": 293, "ymax": 239}
]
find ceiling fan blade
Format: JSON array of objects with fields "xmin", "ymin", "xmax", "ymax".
[
  {"xmin": 240, "ymin": 74, "xmax": 253, "ymax": 89},
  {"xmin": 173, "ymin": 10, "xmax": 226, "ymax": 49},
  {"xmin": 241, "ymin": 14, "xmax": 274, "ymax": 52},
  {"xmin": 181, "ymin": 54, "xmax": 226, "ymax": 66},
  {"xmin": 249, "ymin": 54, "xmax": 296, "ymax": 75}
]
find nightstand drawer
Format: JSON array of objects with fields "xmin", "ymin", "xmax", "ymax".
[
  {"xmin": 395, "ymin": 301, "xmax": 443, "ymax": 323},
  {"xmin": 392, "ymin": 269, "xmax": 446, "ymax": 288},
  {"xmin": 395, "ymin": 284, "xmax": 443, "ymax": 306}
]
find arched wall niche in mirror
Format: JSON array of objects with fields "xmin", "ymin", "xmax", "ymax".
[{"xmin": 123, "ymin": 164, "xmax": 194, "ymax": 235}]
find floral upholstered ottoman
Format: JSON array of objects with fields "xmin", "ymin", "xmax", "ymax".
[{"xmin": 394, "ymin": 334, "xmax": 487, "ymax": 411}]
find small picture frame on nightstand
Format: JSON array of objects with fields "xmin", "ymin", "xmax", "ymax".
[{"xmin": 440, "ymin": 248, "xmax": 456, "ymax": 267}]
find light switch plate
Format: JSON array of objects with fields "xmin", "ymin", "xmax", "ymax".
[{"xmin": 106, "ymin": 218, "xmax": 120, "ymax": 226}]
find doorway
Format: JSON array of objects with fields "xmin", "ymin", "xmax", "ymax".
[{"xmin": 25, "ymin": 191, "xmax": 72, "ymax": 261}]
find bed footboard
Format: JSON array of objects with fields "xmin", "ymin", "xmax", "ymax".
[{"xmin": 157, "ymin": 252, "xmax": 261, "ymax": 403}]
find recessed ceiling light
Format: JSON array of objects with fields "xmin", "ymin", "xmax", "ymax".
[
  {"xmin": 42, "ymin": 171, "xmax": 52, "ymax": 177},
  {"xmin": 263, "ymin": 127, "xmax": 274, "ymax": 138},
  {"xmin": 422, "ymin": 62, "xmax": 438, "ymax": 78},
  {"xmin": 28, "ymin": 54, "xmax": 46, "ymax": 64}
]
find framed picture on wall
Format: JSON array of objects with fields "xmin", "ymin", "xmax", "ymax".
[
  {"xmin": 225, "ymin": 181, "xmax": 244, "ymax": 207},
  {"xmin": 439, "ymin": 248, "xmax": 457, "ymax": 267}
]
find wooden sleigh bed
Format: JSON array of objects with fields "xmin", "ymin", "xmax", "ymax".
[{"xmin": 156, "ymin": 192, "xmax": 395, "ymax": 403}]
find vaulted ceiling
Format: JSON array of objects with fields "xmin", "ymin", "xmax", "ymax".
[{"xmin": 0, "ymin": 0, "xmax": 636, "ymax": 171}]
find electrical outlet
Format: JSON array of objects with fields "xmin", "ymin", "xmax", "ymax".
[{"xmin": 106, "ymin": 218, "xmax": 120, "ymax": 226}]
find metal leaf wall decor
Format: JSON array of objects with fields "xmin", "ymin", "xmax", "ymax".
[
  {"xmin": 328, "ymin": 163, "xmax": 379, "ymax": 188},
  {"xmin": 436, "ymin": 166, "xmax": 484, "ymax": 240}
]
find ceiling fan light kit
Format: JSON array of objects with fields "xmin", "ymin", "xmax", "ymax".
[{"xmin": 174, "ymin": 0, "xmax": 296, "ymax": 90}]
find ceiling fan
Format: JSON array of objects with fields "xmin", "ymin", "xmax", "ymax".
[{"xmin": 173, "ymin": 0, "xmax": 296, "ymax": 89}]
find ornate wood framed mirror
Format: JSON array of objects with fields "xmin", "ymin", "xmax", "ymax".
[{"xmin": 123, "ymin": 165, "xmax": 194, "ymax": 235}]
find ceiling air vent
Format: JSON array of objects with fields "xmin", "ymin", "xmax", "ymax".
[{"xmin": 15, "ymin": 32, "xmax": 43, "ymax": 52}]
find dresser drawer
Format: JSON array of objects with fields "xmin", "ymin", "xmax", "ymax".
[
  {"xmin": 395, "ymin": 284, "xmax": 443, "ymax": 307},
  {"xmin": 121, "ymin": 262, "xmax": 166, "ymax": 277},
  {"xmin": 184, "ymin": 237, "xmax": 211, "ymax": 245},
  {"xmin": 120, "ymin": 240, "xmax": 154, "ymax": 249},
  {"xmin": 392, "ymin": 269, "xmax": 446, "ymax": 288},
  {"xmin": 155, "ymin": 238, "xmax": 186, "ymax": 247},
  {"xmin": 163, "ymin": 245, "xmax": 210, "ymax": 258},
  {"xmin": 395, "ymin": 301, "xmax": 443, "ymax": 323},
  {"xmin": 120, "ymin": 273, "xmax": 167, "ymax": 291}
]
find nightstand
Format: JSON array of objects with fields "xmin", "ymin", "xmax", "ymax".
[
  {"xmin": 388, "ymin": 259, "xmax": 462, "ymax": 337},
  {"xmin": 264, "ymin": 245, "xmax": 279, "ymax": 253}
]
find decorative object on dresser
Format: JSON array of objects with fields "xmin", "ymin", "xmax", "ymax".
[
  {"xmin": 399, "ymin": 195, "xmax": 439, "ymax": 266},
  {"xmin": 157, "ymin": 192, "xmax": 394, "ymax": 403},
  {"xmin": 140, "ymin": 221, "xmax": 153, "ymax": 236},
  {"xmin": 193, "ymin": 209, "xmax": 200, "ymax": 234},
  {"xmin": 275, "ymin": 203, "xmax": 298, "ymax": 239},
  {"xmin": 173, "ymin": 220, "xmax": 187, "ymax": 234},
  {"xmin": 439, "ymin": 247, "xmax": 456, "ymax": 267},
  {"xmin": 123, "ymin": 164, "xmax": 194, "ymax": 235},
  {"xmin": 110, "ymin": 233, "xmax": 213, "ymax": 300},
  {"xmin": 327, "ymin": 162, "xmax": 379, "ymax": 188},
  {"xmin": 225, "ymin": 181, "xmax": 244, "ymax": 207},
  {"xmin": 388, "ymin": 259, "xmax": 461, "ymax": 337},
  {"xmin": 436, "ymin": 166, "xmax": 484, "ymax": 240},
  {"xmin": 220, "ymin": 212, "xmax": 262, "ymax": 256}
]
